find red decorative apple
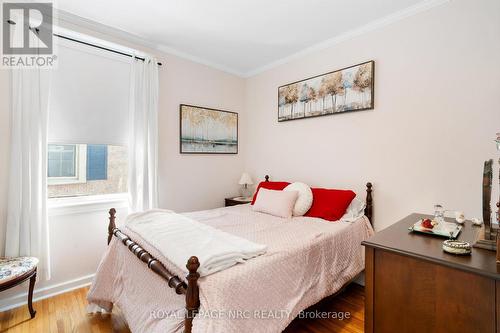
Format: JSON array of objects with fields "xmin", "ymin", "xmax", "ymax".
[{"xmin": 422, "ymin": 218, "xmax": 434, "ymax": 229}]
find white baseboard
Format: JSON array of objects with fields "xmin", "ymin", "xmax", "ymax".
[{"xmin": 0, "ymin": 274, "xmax": 95, "ymax": 312}]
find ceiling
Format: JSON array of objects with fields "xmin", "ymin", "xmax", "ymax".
[{"xmin": 55, "ymin": 0, "xmax": 443, "ymax": 77}]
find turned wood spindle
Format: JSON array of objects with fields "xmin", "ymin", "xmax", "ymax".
[
  {"xmin": 108, "ymin": 208, "xmax": 116, "ymax": 245},
  {"xmin": 365, "ymin": 182, "xmax": 373, "ymax": 226},
  {"xmin": 185, "ymin": 256, "xmax": 200, "ymax": 333}
]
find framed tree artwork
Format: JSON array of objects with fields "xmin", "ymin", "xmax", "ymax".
[
  {"xmin": 278, "ymin": 60, "xmax": 374, "ymax": 122},
  {"xmin": 180, "ymin": 104, "xmax": 238, "ymax": 154}
]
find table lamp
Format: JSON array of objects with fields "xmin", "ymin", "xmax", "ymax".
[{"xmin": 238, "ymin": 172, "xmax": 254, "ymax": 198}]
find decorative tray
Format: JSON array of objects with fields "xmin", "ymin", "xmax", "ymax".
[{"xmin": 409, "ymin": 219, "xmax": 462, "ymax": 239}]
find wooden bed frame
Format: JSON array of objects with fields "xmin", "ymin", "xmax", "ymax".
[{"xmin": 106, "ymin": 176, "xmax": 373, "ymax": 333}]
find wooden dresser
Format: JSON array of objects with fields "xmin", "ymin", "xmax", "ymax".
[{"xmin": 362, "ymin": 213, "xmax": 500, "ymax": 333}]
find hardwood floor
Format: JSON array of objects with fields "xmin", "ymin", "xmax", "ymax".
[{"xmin": 0, "ymin": 284, "xmax": 364, "ymax": 333}]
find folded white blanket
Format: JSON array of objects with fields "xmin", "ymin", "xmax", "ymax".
[{"xmin": 125, "ymin": 209, "xmax": 267, "ymax": 277}]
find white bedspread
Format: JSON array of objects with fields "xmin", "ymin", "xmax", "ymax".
[
  {"xmin": 125, "ymin": 209, "xmax": 267, "ymax": 277},
  {"xmin": 88, "ymin": 204, "xmax": 374, "ymax": 333}
]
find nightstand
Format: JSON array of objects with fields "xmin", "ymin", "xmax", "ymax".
[{"xmin": 225, "ymin": 197, "xmax": 252, "ymax": 207}]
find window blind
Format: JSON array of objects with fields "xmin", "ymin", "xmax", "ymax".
[{"xmin": 48, "ymin": 37, "xmax": 131, "ymax": 145}]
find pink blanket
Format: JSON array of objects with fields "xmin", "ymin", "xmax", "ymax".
[{"xmin": 88, "ymin": 204, "xmax": 374, "ymax": 333}]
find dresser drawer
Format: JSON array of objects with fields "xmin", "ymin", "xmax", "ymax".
[{"xmin": 368, "ymin": 248, "xmax": 495, "ymax": 333}]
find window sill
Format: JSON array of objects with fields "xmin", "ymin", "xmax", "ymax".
[{"xmin": 48, "ymin": 193, "xmax": 129, "ymax": 216}]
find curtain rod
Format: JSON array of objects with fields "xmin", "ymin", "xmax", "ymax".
[
  {"xmin": 6, "ymin": 20, "xmax": 162, "ymax": 66},
  {"xmin": 54, "ymin": 34, "xmax": 162, "ymax": 66}
]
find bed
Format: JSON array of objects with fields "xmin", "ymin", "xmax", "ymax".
[{"xmin": 88, "ymin": 176, "xmax": 374, "ymax": 333}]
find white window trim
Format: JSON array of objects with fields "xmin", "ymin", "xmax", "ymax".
[
  {"xmin": 48, "ymin": 193, "xmax": 129, "ymax": 216},
  {"xmin": 48, "ymin": 144, "xmax": 87, "ymax": 185}
]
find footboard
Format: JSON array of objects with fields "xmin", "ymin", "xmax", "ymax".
[{"xmin": 107, "ymin": 209, "xmax": 200, "ymax": 333}]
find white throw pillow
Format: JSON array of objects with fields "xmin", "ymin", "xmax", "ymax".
[
  {"xmin": 252, "ymin": 188, "xmax": 298, "ymax": 218},
  {"xmin": 340, "ymin": 198, "xmax": 366, "ymax": 222},
  {"xmin": 284, "ymin": 182, "xmax": 313, "ymax": 216}
]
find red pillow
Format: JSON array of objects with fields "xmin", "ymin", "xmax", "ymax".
[
  {"xmin": 305, "ymin": 188, "xmax": 356, "ymax": 221},
  {"xmin": 251, "ymin": 181, "xmax": 290, "ymax": 205}
]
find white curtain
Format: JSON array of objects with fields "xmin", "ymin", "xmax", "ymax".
[
  {"xmin": 5, "ymin": 68, "xmax": 51, "ymax": 280},
  {"xmin": 128, "ymin": 56, "xmax": 159, "ymax": 212}
]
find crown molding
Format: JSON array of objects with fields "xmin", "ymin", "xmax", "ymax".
[
  {"xmin": 155, "ymin": 44, "xmax": 246, "ymax": 77},
  {"xmin": 53, "ymin": 8, "xmax": 246, "ymax": 77},
  {"xmin": 54, "ymin": 9, "xmax": 162, "ymax": 52},
  {"xmin": 52, "ymin": 0, "xmax": 449, "ymax": 79},
  {"xmin": 242, "ymin": 0, "xmax": 451, "ymax": 77}
]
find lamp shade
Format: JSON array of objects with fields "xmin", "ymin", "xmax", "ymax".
[{"xmin": 238, "ymin": 172, "xmax": 254, "ymax": 185}]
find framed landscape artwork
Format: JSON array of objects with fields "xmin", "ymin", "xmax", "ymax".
[
  {"xmin": 278, "ymin": 60, "xmax": 374, "ymax": 122},
  {"xmin": 180, "ymin": 104, "xmax": 238, "ymax": 154}
]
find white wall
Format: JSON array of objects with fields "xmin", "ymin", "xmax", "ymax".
[
  {"xmin": 158, "ymin": 55, "xmax": 245, "ymax": 212},
  {"xmin": 244, "ymin": 0, "xmax": 500, "ymax": 231},
  {"xmin": 0, "ymin": 19, "xmax": 245, "ymax": 309}
]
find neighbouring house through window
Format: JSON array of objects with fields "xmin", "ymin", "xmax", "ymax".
[{"xmin": 48, "ymin": 144, "xmax": 127, "ymax": 198}]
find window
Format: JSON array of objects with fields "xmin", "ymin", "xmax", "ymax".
[
  {"xmin": 47, "ymin": 144, "xmax": 87, "ymax": 185},
  {"xmin": 47, "ymin": 144, "xmax": 127, "ymax": 198},
  {"xmin": 46, "ymin": 34, "xmax": 131, "ymax": 199},
  {"xmin": 48, "ymin": 144, "xmax": 76, "ymax": 178}
]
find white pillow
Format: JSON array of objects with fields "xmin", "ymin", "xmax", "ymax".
[
  {"xmin": 284, "ymin": 182, "xmax": 313, "ymax": 216},
  {"xmin": 340, "ymin": 198, "xmax": 366, "ymax": 222},
  {"xmin": 252, "ymin": 188, "xmax": 298, "ymax": 218}
]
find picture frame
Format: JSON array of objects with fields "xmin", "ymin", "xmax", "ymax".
[
  {"xmin": 179, "ymin": 104, "xmax": 238, "ymax": 154},
  {"xmin": 278, "ymin": 60, "xmax": 374, "ymax": 122}
]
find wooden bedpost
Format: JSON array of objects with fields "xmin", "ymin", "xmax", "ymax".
[
  {"xmin": 265, "ymin": 175, "xmax": 269, "ymax": 182},
  {"xmin": 185, "ymin": 256, "xmax": 200, "ymax": 333},
  {"xmin": 108, "ymin": 208, "xmax": 116, "ymax": 245},
  {"xmin": 365, "ymin": 183, "xmax": 373, "ymax": 227}
]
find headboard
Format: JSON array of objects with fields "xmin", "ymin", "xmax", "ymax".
[{"xmin": 263, "ymin": 175, "xmax": 373, "ymax": 226}]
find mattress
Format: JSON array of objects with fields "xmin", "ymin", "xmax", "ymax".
[{"xmin": 87, "ymin": 204, "xmax": 374, "ymax": 333}]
